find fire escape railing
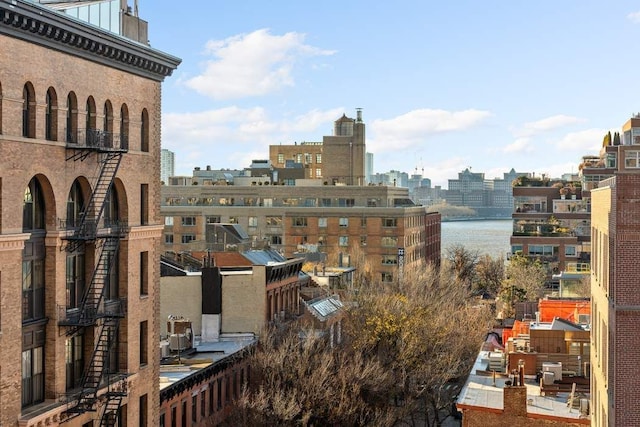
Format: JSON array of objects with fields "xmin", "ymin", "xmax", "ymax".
[{"xmin": 60, "ymin": 133, "xmax": 128, "ymax": 425}]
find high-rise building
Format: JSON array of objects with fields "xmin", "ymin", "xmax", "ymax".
[
  {"xmin": 365, "ymin": 152, "xmax": 374, "ymax": 184},
  {"xmin": 0, "ymin": 1, "xmax": 180, "ymax": 426},
  {"xmin": 161, "ymin": 148, "xmax": 175, "ymax": 184},
  {"xmin": 590, "ymin": 116, "xmax": 640, "ymax": 427}
]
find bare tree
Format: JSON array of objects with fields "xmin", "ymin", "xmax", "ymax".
[
  {"xmin": 473, "ymin": 254, "xmax": 505, "ymax": 297},
  {"xmin": 444, "ymin": 244, "xmax": 479, "ymax": 289},
  {"xmin": 500, "ymin": 252, "xmax": 547, "ymax": 317}
]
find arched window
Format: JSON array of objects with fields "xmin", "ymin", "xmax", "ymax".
[
  {"xmin": 104, "ymin": 185, "xmax": 120, "ymax": 227},
  {"xmin": 22, "ymin": 82, "xmax": 36, "ymax": 138},
  {"xmin": 66, "ymin": 92, "xmax": 78, "ymax": 143},
  {"xmin": 66, "ymin": 180, "xmax": 85, "ymax": 229},
  {"xmin": 140, "ymin": 108, "xmax": 149, "ymax": 152},
  {"xmin": 23, "ymin": 178, "xmax": 45, "ymax": 231},
  {"xmin": 104, "ymin": 100, "xmax": 113, "ymax": 147},
  {"xmin": 45, "ymin": 87, "xmax": 58, "ymax": 141},
  {"xmin": 120, "ymin": 104, "xmax": 129, "ymax": 150},
  {"xmin": 85, "ymin": 96, "xmax": 96, "ymax": 146}
]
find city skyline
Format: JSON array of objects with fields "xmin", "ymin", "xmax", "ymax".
[{"xmin": 144, "ymin": 1, "xmax": 640, "ymax": 187}]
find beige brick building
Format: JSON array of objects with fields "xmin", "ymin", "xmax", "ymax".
[
  {"xmin": 0, "ymin": 1, "xmax": 179, "ymax": 426},
  {"xmin": 269, "ymin": 109, "xmax": 366, "ymax": 186},
  {"xmin": 590, "ymin": 117, "xmax": 640, "ymax": 427},
  {"xmin": 161, "ymin": 183, "xmax": 441, "ymax": 284}
]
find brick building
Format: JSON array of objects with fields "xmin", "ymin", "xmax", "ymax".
[
  {"xmin": 268, "ymin": 109, "xmax": 366, "ymax": 186},
  {"xmin": 590, "ymin": 117, "xmax": 640, "ymax": 427},
  {"xmin": 0, "ymin": 1, "xmax": 179, "ymax": 425},
  {"xmin": 161, "ymin": 183, "xmax": 441, "ymax": 284}
]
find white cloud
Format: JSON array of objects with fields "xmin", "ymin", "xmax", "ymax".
[
  {"xmin": 368, "ymin": 108, "xmax": 492, "ymax": 152},
  {"xmin": 185, "ymin": 29, "xmax": 335, "ymax": 100},
  {"xmin": 628, "ymin": 11, "xmax": 640, "ymax": 23},
  {"xmin": 161, "ymin": 106, "xmax": 346, "ymax": 174},
  {"xmin": 503, "ymin": 137, "xmax": 534, "ymax": 154},
  {"xmin": 552, "ymin": 128, "xmax": 605, "ymax": 152},
  {"xmin": 514, "ymin": 114, "xmax": 586, "ymax": 138}
]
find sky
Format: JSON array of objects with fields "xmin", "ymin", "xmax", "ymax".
[{"xmin": 140, "ymin": 1, "xmax": 640, "ymax": 187}]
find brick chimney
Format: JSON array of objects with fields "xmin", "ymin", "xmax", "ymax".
[{"xmin": 503, "ymin": 386, "xmax": 528, "ymax": 417}]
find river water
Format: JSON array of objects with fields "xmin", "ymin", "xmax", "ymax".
[{"xmin": 441, "ymin": 219, "xmax": 512, "ymax": 259}]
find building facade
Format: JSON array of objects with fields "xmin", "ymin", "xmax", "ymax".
[
  {"xmin": 0, "ymin": 1, "xmax": 179, "ymax": 425},
  {"xmin": 160, "ymin": 183, "xmax": 440, "ymax": 284},
  {"xmin": 590, "ymin": 118, "xmax": 640, "ymax": 427},
  {"xmin": 269, "ymin": 109, "xmax": 366, "ymax": 185}
]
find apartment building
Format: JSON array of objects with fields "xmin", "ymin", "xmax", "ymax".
[
  {"xmin": 590, "ymin": 117, "xmax": 640, "ymax": 427},
  {"xmin": 510, "ymin": 176, "xmax": 591, "ymax": 280},
  {"xmin": 161, "ymin": 183, "xmax": 441, "ymax": 284},
  {"xmin": 0, "ymin": 1, "xmax": 179, "ymax": 425},
  {"xmin": 269, "ymin": 109, "xmax": 366, "ymax": 186}
]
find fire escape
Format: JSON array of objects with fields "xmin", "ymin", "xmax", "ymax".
[{"xmin": 59, "ymin": 129, "xmax": 128, "ymax": 426}]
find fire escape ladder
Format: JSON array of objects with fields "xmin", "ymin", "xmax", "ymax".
[
  {"xmin": 99, "ymin": 377, "xmax": 127, "ymax": 427},
  {"xmin": 69, "ymin": 317, "xmax": 119, "ymax": 414},
  {"xmin": 73, "ymin": 153, "xmax": 122, "ymax": 245}
]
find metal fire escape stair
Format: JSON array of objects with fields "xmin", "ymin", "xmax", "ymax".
[{"xmin": 61, "ymin": 137, "xmax": 128, "ymax": 424}]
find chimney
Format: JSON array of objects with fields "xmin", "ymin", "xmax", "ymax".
[{"xmin": 503, "ymin": 385, "xmax": 528, "ymax": 417}]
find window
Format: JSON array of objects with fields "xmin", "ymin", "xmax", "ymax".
[
  {"xmin": 248, "ymin": 216, "xmax": 258, "ymax": 227},
  {"xmin": 360, "ymin": 236, "xmax": 367, "ymax": 246},
  {"xmin": 182, "ymin": 234, "xmax": 196, "ymax": 244},
  {"xmin": 217, "ymin": 379, "xmax": 223, "ymax": 409},
  {"xmin": 367, "ymin": 198, "xmax": 378, "ymax": 207},
  {"xmin": 318, "ymin": 217, "xmax": 327, "ymax": 228},
  {"xmin": 85, "ymin": 96, "xmax": 96, "ymax": 144},
  {"xmin": 209, "ymin": 382, "xmax": 215, "ymax": 413},
  {"xmin": 229, "ymin": 217, "xmax": 238, "ymax": 224},
  {"xmin": 23, "ymin": 82, "xmax": 36, "ymax": 138},
  {"xmin": 206, "ymin": 215, "xmax": 221, "ymax": 224},
  {"xmin": 269, "ymin": 235, "xmax": 282, "ymax": 245},
  {"xmin": 22, "ymin": 346, "xmax": 44, "ymax": 407},
  {"xmin": 140, "ymin": 321, "xmax": 148, "ymax": 365},
  {"xmin": 316, "ymin": 153, "xmax": 322, "ymax": 164},
  {"xmin": 104, "ymin": 100, "xmax": 114, "ymax": 145},
  {"xmin": 624, "ymin": 150, "xmax": 640, "ymax": 168},
  {"xmin": 140, "ymin": 108, "xmax": 149, "ymax": 152},
  {"xmin": 339, "ymin": 236, "xmax": 348, "ymax": 246},
  {"xmin": 23, "ymin": 242, "xmax": 45, "ymax": 322},
  {"xmin": 67, "ymin": 180, "xmax": 85, "ymax": 229},
  {"xmin": 105, "ymin": 249, "xmax": 119, "ymax": 301},
  {"xmin": 140, "ymin": 184, "xmax": 149, "ymax": 225},
  {"xmin": 339, "ymin": 217, "xmax": 348, "ymax": 227},
  {"xmin": 165, "ymin": 234, "xmax": 174, "ymax": 244},
  {"xmin": 201, "ymin": 390, "xmax": 206, "ymax": 417},
  {"xmin": 382, "ymin": 255, "xmax": 398, "ymax": 265},
  {"xmin": 191, "ymin": 395, "xmax": 197, "ymax": 423},
  {"xmin": 66, "ymin": 253, "xmax": 85, "ymax": 309},
  {"xmin": 266, "ymin": 216, "xmax": 282, "ymax": 226},
  {"xmin": 66, "ymin": 91, "xmax": 78, "ymax": 143},
  {"xmin": 159, "ymin": 413, "xmax": 165, "ymax": 427},
  {"xmin": 304, "ymin": 153, "xmax": 312, "ymax": 164},
  {"xmin": 181, "ymin": 216, "xmax": 196, "ymax": 226},
  {"xmin": 104, "ymin": 186, "xmax": 120, "ymax": 227},
  {"xmin": 383, "ymin": 218, "xmax": 398, "ymax": 227},
  {"xmin": 381, "ymin": 236, "xmax": 398, "ymax": 247},
  {"xmin": 381, "ymin": 272, "xmax": 393, "ymax": 283},
  {"xmin": 23, "ymin": 178, "xmax": 45, "ymax": 231},
  {"xmin": 296, "ymin": 154, "xmax": 303, "ymax": 163},
  {"xmin": 171, "ymin": 405, "xmax": 177, "ymax": 427},
  {"xmin": 338, "ymin": 198, "xmax": 355, "ymax": 207},
  {"xmin": 120, "ymin": 104, "xmax": 129, "ymax": 149},
  {"xmin": 181, "ymin": 400, "xmax": 187, "ymax": 427},
  {"xmin": 140, "ymin": 252, "xmax": 148, "ymax": 295},
  {"xmin": 165, "ymin": 216, "xmax": 174, "ymax": 226},
  {"xmin": 293, "ymin": 217, "xmax": 307, "ymax": 227},
  {"xmin": 45, "ymin": 87, "xmax": 57, "ymax": 141},
  {"xmin": 361, "ymin": 217, "xmax": 367, "ymax": 227},
  {"xmin": 277, "ymin": 153, "xmax": 284, "ymax": 164},
  {"xmin": 565, "ymin": 246, "xmax": 577, "ymax": 257},
  {"xmin": 65, "ymin": 335, "xmax": 84, "ymax": 390}
]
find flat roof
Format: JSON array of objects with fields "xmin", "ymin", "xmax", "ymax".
[
  {"xmin": 159, "ymin": 336, "xmax": 255, "ymax": 392},
  {"xmin": 457, "ymin": 350, "xmax": 589, "ymax": 422}
]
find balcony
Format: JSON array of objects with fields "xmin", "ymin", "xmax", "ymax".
[{"xmin": 66, "ymin": 129, "xmax": 128, "ymax": 151}]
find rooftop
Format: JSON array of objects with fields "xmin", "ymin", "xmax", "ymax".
[{"xmin": 457, "ymin": 350, "xmax": 590, "ymax": 424}]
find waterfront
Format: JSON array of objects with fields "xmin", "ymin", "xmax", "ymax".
[{"xmin": 441, "ymin": 219, "xmax": 512, "ymax": 259}]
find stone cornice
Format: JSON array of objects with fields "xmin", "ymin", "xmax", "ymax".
[
  {"xmin": 0, "ymin": 0, "xmax": 180, "ymax": 82},
  {"xmin": 0, "ymin": 232, "xmax": 29, "ymax": 251}
]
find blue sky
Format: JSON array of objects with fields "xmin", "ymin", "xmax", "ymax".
[{"xmin": 141, "ymin": 1, "xmax": 640, "ymax": 187}]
